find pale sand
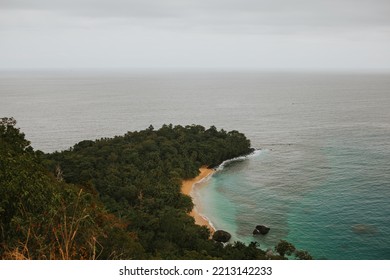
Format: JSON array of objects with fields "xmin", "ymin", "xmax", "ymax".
[{"xmin": 181, "ymin": 167, "xmax": 215, "ymax": 235}]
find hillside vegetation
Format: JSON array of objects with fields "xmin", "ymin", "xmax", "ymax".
[{"xmin": 0, "ymin": 118, "xmax": 310, "ymax": 259}]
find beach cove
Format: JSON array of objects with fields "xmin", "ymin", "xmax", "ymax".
[{"xmin": 181, "ymin": 167, "xmax": 215, "ymax": 235}]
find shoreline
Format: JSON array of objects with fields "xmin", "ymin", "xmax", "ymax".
[{"xmin": 181, "ymin": 167, "xmax": 216, "ymax": 235}]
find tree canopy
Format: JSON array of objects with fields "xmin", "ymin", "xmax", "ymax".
[{"xmin": 1, "ymin": 118, "xmax": 310, "ymax": 260}]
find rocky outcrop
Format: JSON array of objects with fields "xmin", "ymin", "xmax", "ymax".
[
  {"xmin": 253, "ymin": 225, "xmax": 270, "ymax": 235},
  {"xmin": 212, "ymin": 230, "xmax": 232, "ymax": 243}
]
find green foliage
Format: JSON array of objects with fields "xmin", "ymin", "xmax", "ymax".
[
  {"xmin": 0, "ymin": 117, "xmax": 31, "ymax": 154},
  {"xmin": 0, "ymin": 119, "xmax": 141, "ymax": 259},
  {"xmin": 219, "ymin": 242, "xmax": 266, "ymax": 260},
  {"xmin": 1, "ymin": 119, "xmax": 310, "ymax": 260},
  {"xmin": 40, "ymin": 124, "xmax": 255, "ymax": 259},
  {"xmin": 275, "ymin": 240, "xmax": 296, "ymax": 258}
]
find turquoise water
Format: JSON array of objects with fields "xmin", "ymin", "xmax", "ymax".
[
  {"xmin": 1, "ymin": 71, "xmax": 390, "ymax": 259},
  {"xmin": 195, "ymin": 125, "xmax": 390, "ymax": 259}
]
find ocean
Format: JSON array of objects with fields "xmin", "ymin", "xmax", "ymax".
[{"xmin": 1, "ymin": 70, "xmax": 390, "ymax": 259}]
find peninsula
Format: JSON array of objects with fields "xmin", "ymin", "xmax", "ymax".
[{"xmin": 1, "ymin": 118, "xmax": 310, "ymax": 260}]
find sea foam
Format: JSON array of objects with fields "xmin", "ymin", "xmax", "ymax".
[{"xmin": 215, "ymin": 149, "xmax": 263, "ymax": 172}]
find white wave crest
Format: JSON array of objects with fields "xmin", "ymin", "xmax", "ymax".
[{"xmin": 215, "ymin": 149, "xmax": 263, "ymax": 172}]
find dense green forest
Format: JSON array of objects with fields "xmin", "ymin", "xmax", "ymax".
[{"xmin": 0, "ymin": 118, "xmax": 311, "ymax": 260}]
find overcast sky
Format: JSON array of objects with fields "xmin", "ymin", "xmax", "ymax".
[{"xmin": 1, "ymin": 0, "xmax": 390, "ymax": 71}]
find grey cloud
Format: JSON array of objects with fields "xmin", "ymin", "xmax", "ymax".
[
  {"xmin": 1, "ymin": 0, "xmax": 389, "ymax": 70},
  {"xmin": 2, "ymin": 0, "xmax": 390, "ymax": 28},
  {"xmin": 2, "ymin": 0, "xmax": 187, "ymax": 18}
]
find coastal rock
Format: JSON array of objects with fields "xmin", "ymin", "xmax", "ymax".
[
  {"xmin": 253, "ymin": 225, "xmax": 270, "ymax": 235},
  {"xmin": 212, "ymin": 230, "xmax": 231, "ymax": 243}
]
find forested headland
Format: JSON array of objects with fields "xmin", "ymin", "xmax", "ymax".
[{"xmin": 0, "ymin": 117, "xmax": 311, "ymax": 260}]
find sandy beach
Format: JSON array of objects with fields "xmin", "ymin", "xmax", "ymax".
[{"xmin": 181, "ymin": 167, "xmax": 215, "ymax": 235}]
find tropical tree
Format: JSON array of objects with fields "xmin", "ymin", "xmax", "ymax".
[{"xmin": 275, "ymin": 240, "xmax": 296, "ymax": 258}]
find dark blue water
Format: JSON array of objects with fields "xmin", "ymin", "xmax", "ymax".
[{"xmin": 1, "ymin": 71, "xmax": 389, "ymax": 259}]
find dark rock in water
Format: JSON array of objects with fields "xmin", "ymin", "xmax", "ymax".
[
  {"xmin": 212, "ymin": 230, "xmax": 232, "ymax": 243},
  {"xmin": 253, "ymin": 225, "xmax": 270, "ymax": 235}
]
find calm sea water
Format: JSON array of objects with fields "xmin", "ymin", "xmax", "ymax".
[{"xmin": 1, "ymin": 70, "xmax": 390, "ymax": 259}]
